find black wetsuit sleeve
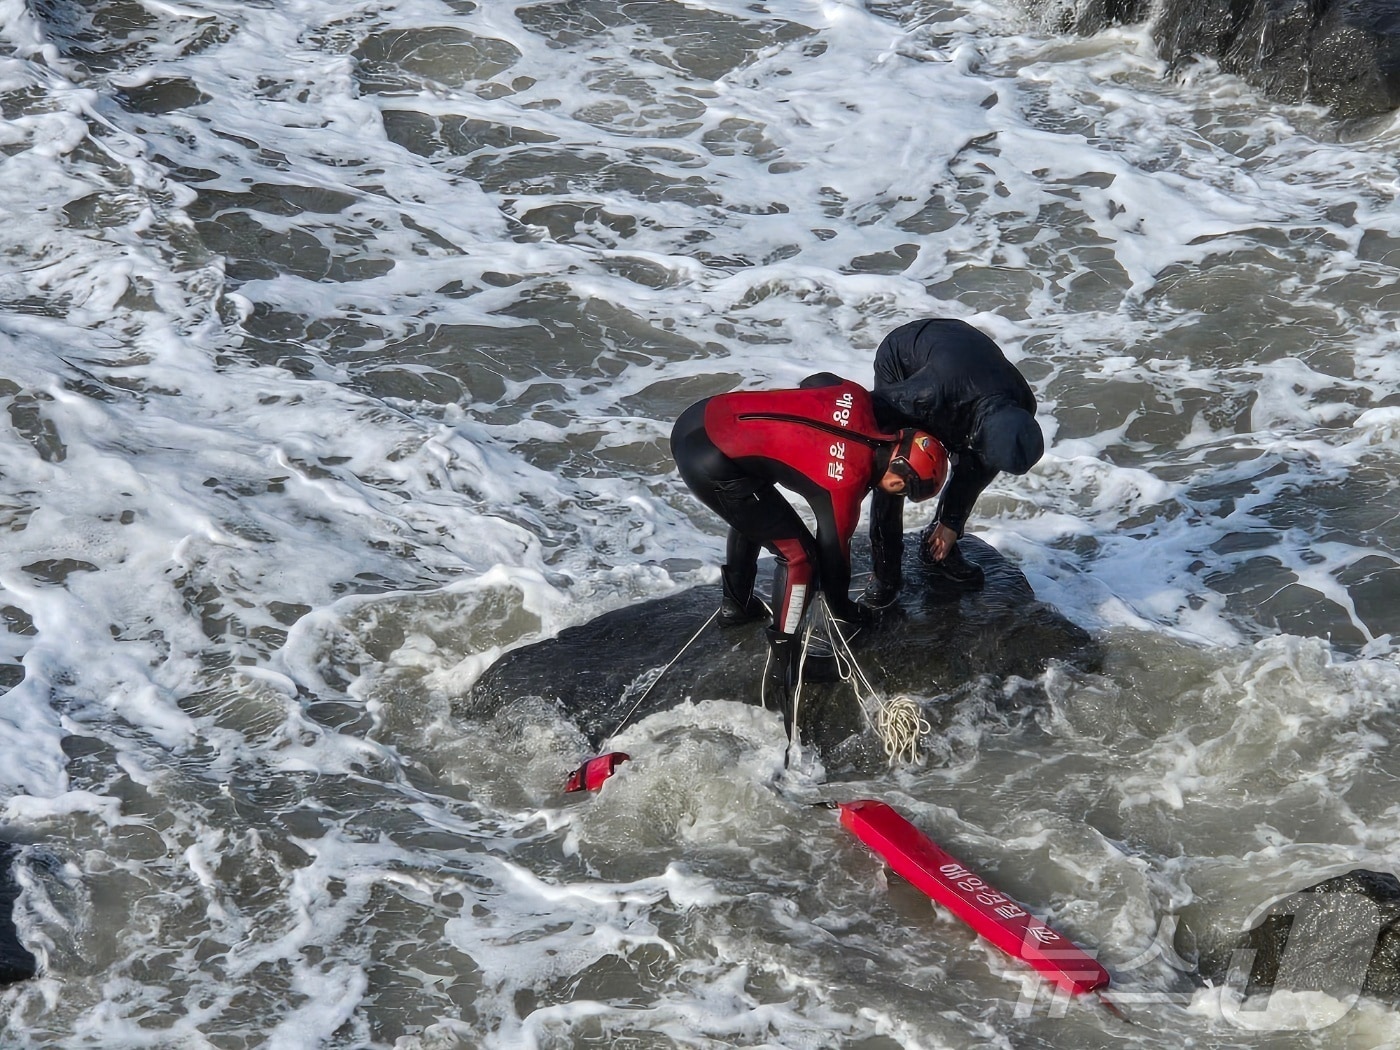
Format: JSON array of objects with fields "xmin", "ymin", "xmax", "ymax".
[
  {"xmin": 812, "ymin": 493, "xmax": 861, "ymax": 620},
  {"xmin": 868, "ymin": 487, "xmax": 904, "ymax": 589},
  {"xmin": 937, "ymin": 454, "xmax": 998, "ymax": 536},
  {"xmin": 869, "ymin": 381, "xmax": 929, "ymax": 432}
]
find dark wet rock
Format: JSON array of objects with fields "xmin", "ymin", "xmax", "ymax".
[
  {"xmin": 1156, "ymin": 0, "xmax": 1400, "ymax": 119},
  {"xmin": 1024, "ymin": 0, "xmax": 1400, "ymax": 119},
  {"xmin": 1199, "ymin": 869, "xmax": 1400, "ymax": 1007},
  {"xmin": 0, "ymin": 845, "xmax": 35, "ymax": 984},
  {"xmin": 463, "ymin": 534, "xmax": 1099, "ymax": 760},
  {"xmin": 1023, "ymin": 0, "xmax": 1153, "ymax": 35}
]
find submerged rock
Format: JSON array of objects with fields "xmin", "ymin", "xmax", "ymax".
[
  {"xmin": 462, "ymin": 534, "xmax": 1098, "ymax": 760},
  {"xmin": 1220, "ymin": 869, "xmax": 1400, "ymax": 1007},
  {"xmin": 1021, "ymin": 0, "xmax": 1400, "ymax": 120},
  {"xmin": 0, "ymin": 845, "xmax": 35, "ymax": 984}
]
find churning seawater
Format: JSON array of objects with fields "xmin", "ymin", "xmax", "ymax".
[{"xmin": 1, "ymin": 0, "xmax": 1399, "ymax": 1046}]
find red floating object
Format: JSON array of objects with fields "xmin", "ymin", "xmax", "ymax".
[
  {"xmin": 839, "ymin": 799, "xmax": 1109, "ymax": 996},
  {"xmin": 564, "ymin": 752, "xmax": 630, "ymax": 793}
]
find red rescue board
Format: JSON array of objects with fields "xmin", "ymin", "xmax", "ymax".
[{"xmin": 839, "ymin": 799, "xmax": 1109, "ymax": 996}]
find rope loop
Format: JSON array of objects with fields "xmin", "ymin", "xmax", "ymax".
[
  {"xmin": 818, "ymin": 598, "xmax": 931, "ymax": 767},
  {"xmin": 608, "ymin": 593, "xmax": 930, "ymax": 769}
]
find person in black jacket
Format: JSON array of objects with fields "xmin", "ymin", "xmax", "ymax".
[{"xmin": 863, "ymin": 318, "xmax": 1044, "ymax": 603}]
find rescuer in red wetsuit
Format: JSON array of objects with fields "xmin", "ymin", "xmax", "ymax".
[{"xmin": 671, "ymin": 373, "xmax": 948, "ymax": 737}]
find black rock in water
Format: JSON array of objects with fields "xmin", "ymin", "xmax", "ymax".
[
  {"xmin": 1154, "ymin": 0, "xmax": 1400, "ymax": 119},
  {"xmin": 462, "ymin": 535, "xmax": 1098, "ymax": 761},
  {"xmin": 1023, "ymin": 0, "xmax": 1400, "ymax": 120},
  {"xmin": 0, "ymin": 844, "xmax": 35, "ymax": 984},
  {"xmin": 1022, "ymin": 0, "xmax": 1153, "ymax": 35},
  {"xmin": 1213, "ymin": 870, "xmax": 1400, "ymax": 1007}
]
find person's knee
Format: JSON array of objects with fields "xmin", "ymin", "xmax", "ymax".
[
  {"xmin": 712, "ymin": 476, "xmax": 765, "ymax": 515},
  {"xmin": 772, "ymin": 537, "xmax": 813, "ymax": 579}
]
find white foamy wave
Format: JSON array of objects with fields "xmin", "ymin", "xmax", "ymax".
[{"xmin": 1, "ymin": 0, "xmax": 1399, "ymax": 1044}]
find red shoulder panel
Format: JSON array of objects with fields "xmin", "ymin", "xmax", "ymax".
[{"xmin": 704, "ymin": 381, "xmax": 886, "ymax": 492}]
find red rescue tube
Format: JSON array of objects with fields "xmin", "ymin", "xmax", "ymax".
[
  {"xmin": 564, "ymin": 752, "xmax": 630, "ymax": 793},
  {"xmin": 839, "ymin": 799, "xmax": 1109, "ymax": 996}
]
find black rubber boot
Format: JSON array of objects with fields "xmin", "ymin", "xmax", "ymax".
[
  {"xmin": 718, "ymin": 564, "xmax": 766, "ymax": 627},
  {"xmin": 763, "ymin": 627, "xmax": 797, "ymax": 744},
  {"xmin": 920, "ymin": 532, "xmax": 985, "ymax": 589},
  {"xmin": 859, "ymin": 575, "xmax": 899, "ymax": 609},
  {"xmin": 718, "ymin": 530, "xmax": 766, "ymax": 627}
]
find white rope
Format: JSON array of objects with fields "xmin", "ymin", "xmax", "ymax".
[
  {"xmin": 872, "ymin": 694, "xmax": 930, "ymax": 767},
  {"xmin": 819, "ymin": 598, "xmax": 931, "ymax": 767},
  {"xmin": 781, "ymin": 616, "xmax": 819, "ymax": 769},
  {"xmin": 609, "ymin": 608, "xmax": 718, "ymax": 740}
]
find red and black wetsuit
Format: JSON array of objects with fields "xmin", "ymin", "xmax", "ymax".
[{"xmin": 671, "ymin": 374, "xmax": 894, "ymax": 633}]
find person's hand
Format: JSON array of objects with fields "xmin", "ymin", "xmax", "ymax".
[{"xmin": 922, "ymin": 522, "xmax": 959, "ymax": 562}]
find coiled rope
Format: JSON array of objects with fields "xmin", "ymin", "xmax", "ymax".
[
  {"xmin": 814, "ymin": 598, "xmax": 931, "ymax": 767},
  {"xmin": 609, "ymin": 593, "xmax": 928, "ymax": 769}
]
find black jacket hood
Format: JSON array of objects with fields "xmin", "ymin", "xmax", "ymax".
[{"xmin": 976, "ymin": 403, "xmax": 1043, "ymax": 475}]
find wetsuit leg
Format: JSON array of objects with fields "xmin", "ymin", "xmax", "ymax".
[
  {"xmin": 672, "ymin": 404, "xmax": 818, "ymax": 744},
  {"xmin": 720, "ymin": 528, "xmax": 766, "ymax": 626},
  {"xmin": 767, "ymin": 536, "xmax": 815, "ymax": 635},
  {"xmin": 708, "ymin": 478, "xmax": 815, "ymax": 737},
  {"xmin": 671, "ymin": 404, "xmax": 819, "ymax": 633},
  {"xmin": 864, "ymin": 487, "xmax": 905, "ymax": 606}
]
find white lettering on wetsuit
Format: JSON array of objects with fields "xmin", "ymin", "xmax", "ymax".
[
  {"xmin": 828, "ymin": 393, "xmax": 854, "ymax": 479},
  {"xmin": 832, "ymin": 391, "xmax": 853, "ymax": 426},
  {"xmin": 827, "ymin": 439, "xmax": 847, "ymax": 481}
]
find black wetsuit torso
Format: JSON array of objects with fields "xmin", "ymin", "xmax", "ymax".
[{"xmin": 868, "ymin": 318, "xmax": 1041, "ymax": 590}]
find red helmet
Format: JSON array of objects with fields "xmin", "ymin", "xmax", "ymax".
[{"xmin": 890, "ymin": 430, "xmax": 948, "ymax": 503}]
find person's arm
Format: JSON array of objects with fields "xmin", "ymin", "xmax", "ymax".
[
  {"xmin": 816, "ymin": 529, "xmax": 860, "ymax": 621},
  {"xmin": 933, "ymin": 454, "xmax": 997, "ymax": 539},
  {"xmin": 812, "ymin": 493, "xmax": 865, "ymax": 622}
]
